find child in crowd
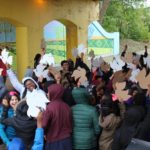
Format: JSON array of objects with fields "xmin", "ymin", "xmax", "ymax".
[
  {"xmin": 99, "ymin": 94, "xmax": 121, "ymax": 150},
  {"xmin": 1, "ymin": 100, "xmax": 37, "ymax": 150},
  {"xmin": 0, "ymin": 91, "xmax": 20, "ymax": 148}
]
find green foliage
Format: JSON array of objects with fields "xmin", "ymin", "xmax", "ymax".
[{"xmin": 102, "ymin": 0, "xmax": 150, "ymax": 41}]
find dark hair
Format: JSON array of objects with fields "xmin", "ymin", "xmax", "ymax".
[
  {"xmin": 22, "ymin": 88, "xmax": 27, "ymax": 99},
  {"xmin": 16, "ymin": 100, "xmax": 29, "ymax": 116},
  {"xmin": 132, "ymin": 52, "xmax": 137, "ymax": 56},
  {"xmin": 43, "ymin": 80, "xmax": 56, "ymax": 93},
  {"xmin": 101, "ymin": 94, "xmax": 120, "ymax": 117},
  {"xmin": 61, "ymin": 60, "xmax": 68, "ymax": 66},
  {"xmin": 67, "ymin": 59, "xmax": 74, "ymax": 72},
  {"xmin": 4, "ymin": 91, "xmax": 20, "ymax": 103},
  {"xmin": 128, "ymin": 84, "xmax": 141, "ymax": 95},
  {"xmin": 95, "ymin": 75, "xmax": 102, "ymax": 80},
  {"xmin": 96, "ymin": 82, "xmax": 105, "ymax": 92},
  {"xmin": 34, "ymin": 53, "xmax": 41, "ymax": 68},
  {"xmin": 72, "ymin": 77, "xmax": 80, "ymax": 87},
  {"xmin": 122, "ymin": 63, "xmax": 130, "ymax": 73},
  {"xmin": 133, "ymin": 92, "xmax": 146, "ymax": 106},
  {"xmin": 0, "ymin": 48, "xmax": 2, "ymax": 55},
  {"xmin": 23, "ymin": 79, "xmax": 37, "ymax": 89},
  {"xmin": 101, "ymin": 95, "xmax": 113, "ymax": 117},
  {"xmin": 22, "ymin": 79, "xmax": 37, "ymax": 99},
  {"xmin": 34, "ymin": 53, "xmax": 41, "ymax": 62}
]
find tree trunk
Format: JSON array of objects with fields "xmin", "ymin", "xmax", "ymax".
[{"xmin": 99, "ymin": 0, "xmax": 111, "ymax": 24}]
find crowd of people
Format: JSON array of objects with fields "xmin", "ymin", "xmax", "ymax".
[{"xmin": 0, "ymin": 45, "xmax": 150, "ymax": 150}]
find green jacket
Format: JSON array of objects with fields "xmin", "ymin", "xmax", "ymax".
[{"xmin": 72, "ymin": 87, "xmax": 101, "ymax": 149}]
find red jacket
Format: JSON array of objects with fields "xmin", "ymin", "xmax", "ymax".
[
  {"xmin": 0, "ymin": 59, "xmax": 7, "ymax": 76},
  {"xmin": 42, "ymin": 84, "xmax": 72, "ymax": 143}
]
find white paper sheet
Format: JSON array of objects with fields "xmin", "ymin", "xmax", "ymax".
[
  {"xmin": 40, "ymin": 53, "xmax": 55, "ymax": 65},
  {"xmin": 26, "ymin": 90, "xmax": 49, "ymax": 117},
  {"xmin": 1, "ymin": 48, "xmax": 13, "ymax": 65}
]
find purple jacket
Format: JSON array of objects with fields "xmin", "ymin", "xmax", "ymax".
[{"xmin": 42, "ymin": 84, "xmax": 72, "ymax": 143}]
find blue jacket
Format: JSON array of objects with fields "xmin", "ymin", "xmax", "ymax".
[
  {"xmin": 8, "ymin": 138, "xmax": 25, "ymax": 150},
  {"xmin": 8, "ymin": 128, "xmax": 44, "ymax": 150},
  {"xmin": 32, "ymin": 128, "xmax": 44, "ymax": 150},
  {"xmin": 0, "ymin": 105, "xmax": 16, "ymax": 146}
]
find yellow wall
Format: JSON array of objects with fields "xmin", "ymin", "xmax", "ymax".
[
  {"xmin": 16, "ymin": 27, "xmax": 28, "ymax": 79},
  {"xmin": 0, "ymin": 0, "xmax": 99, "ymax": 80}
]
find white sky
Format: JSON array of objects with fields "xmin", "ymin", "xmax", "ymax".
[{"xmin": 145, "ymin": 0, "xmax": 150, "ymax": 6}]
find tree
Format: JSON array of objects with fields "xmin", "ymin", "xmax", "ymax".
[
  {"xmin": 100, "ymin": 0, "xmax": 150, "ymax": 41},
  {"xmin": 99, "ymin": 0, "xmax": 147, "ymax": 24},
  {"xmin": 99, "ymin": 0, "xmax": 111, "ymax": 24}
]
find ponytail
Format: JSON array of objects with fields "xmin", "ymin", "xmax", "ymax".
[{"xmin": 22, "ymin": 88, "xmax": 27, "ymax": 99}]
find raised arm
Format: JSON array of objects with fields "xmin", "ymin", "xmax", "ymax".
[
  {"xmin": 32, "ymin": 112, "xmax": 44, "ymax": 150},
  {"xmin": 7, "ymin": 68, "xmax": 24, "ymax": 94},
  {"xmin": 121, "ymin": 44, "xmax": 127, "ymax": 57},
  {"xmin": 143, "ymin": 45, "xmax": 148, "ymax": 57}
]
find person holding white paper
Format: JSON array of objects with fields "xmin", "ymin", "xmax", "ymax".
[{"xmin": 6, "ymin": 64, "xmax": 45, "ymax": 98}]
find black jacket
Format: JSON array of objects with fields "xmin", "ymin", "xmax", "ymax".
[
  {"xmin": 112, "ymin": 106, "xmax": 146, "ymax": 150},
  {"xmin": 2, "ymin": 101, "xmax": 37, "ymax": 150}
]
